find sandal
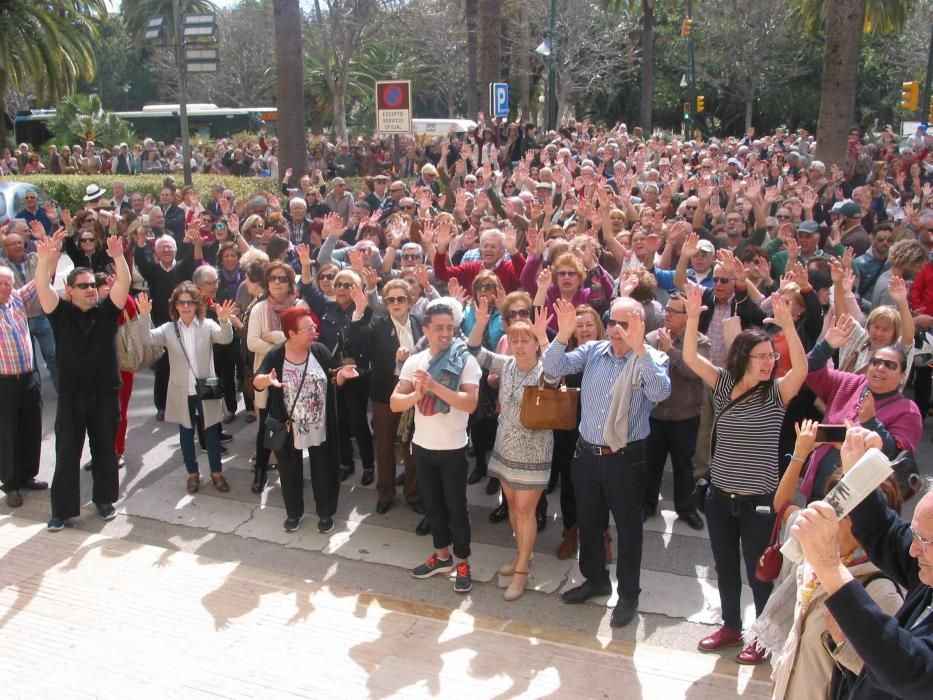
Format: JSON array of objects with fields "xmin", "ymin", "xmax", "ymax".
[{"xmin": 504, "ymin": 571, "xmax": 529, "ymax": 601}]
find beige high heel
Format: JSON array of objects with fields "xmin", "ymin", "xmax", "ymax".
[
  {"xmin": 499, "ymin": 554, "xmax": 533, "ymax": 577},
  {"xmin": 504, "ymin": 571, "xmax": 529, "ymax": 601}
]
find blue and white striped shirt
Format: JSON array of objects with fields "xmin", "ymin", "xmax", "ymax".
[{"xmin": 542, "ymin": 339, "xmax": 671, "ymax": 446}]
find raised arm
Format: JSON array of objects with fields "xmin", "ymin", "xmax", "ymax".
[
  {"xmin": 105, "ymin": 235, "xmax": 131, "ymax": 310},
  {"xmin": 674, "ymin": 231, "xmax": 699, "ymax": 291},
  {"xmin": 770, "ymin": 293, "xmax": 808, "ymax": 405},
  {"xmin": 682, "ymin": 283, "xmax": 718, "ymax": 387},
  {"xmin": 34, "ymin": 234, "xmax": 63, "ymax": 315},
  {"xmin": 774, "ymin": 418, "xmax": 817, "ymax": 515},
  {"xmin": 888, "ymin": 275, "xmax": 915, "ymax": 349}
]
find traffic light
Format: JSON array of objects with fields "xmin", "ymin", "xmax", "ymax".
[
  {"xmin": 683, "ymin": 102, "xmax": 691, "ymax": 120},
  {"xmin": 696, "ymin": 95, "xmax": 705, "ymax": 113},
  {"xmin": 680, "ymin": 19, "xmax": 694, "ymax": 38},
  {"xmin": 901, "ymin": 81, "xmax": 920, "ymax": 111},
  {"xmin": 928, "ymin": 96, "xmax": 933, "ymax": 124}
]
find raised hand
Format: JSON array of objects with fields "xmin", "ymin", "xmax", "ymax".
[
  {"xmin": 361, "ymin": 265, "xmax": 378, "ymax": 291},
  {"xmin": 838, "ymin": 425, "xmax": 883, "ymax": 473},
  {"xmin": 474, "ymin": 297, "xmax": 491, "ymax": 327},
  {"xmin": 681, "ymin": 231, "xmax": 700, "ymax": 259},
  {"xmin": 794, "ymin": 418, "xmax": 819, "ymax": 454},
  {"xmin": 215, "ymin": 299, "xmax": 238, "ymax": 323},
  {"xmin": 532, "ymin": 305, "xmax": 553, "ymax": 344},
  {"xmin": 824, "ymin": 313, "xmax": 857, "ymax": 349},
  {"xmin": 656, "ymin": 326, "xmax": 672, "ymax": 352},
  {"xmin": 349, "ymin": 282, "xmax": 367, "ymax": 310},
  {"xmin": 106, "ymin": 234, "xmax": 123, "ymax": 259},
  {"xmin": 684, "ymin": 282, "xmax": 707, "ymax": 319},
  {"xmin": 29, "ymin": 220, "xmax": 46, "ymax": 240},
  {"xmin": 137, "ymin": 292, "xmax": 153, "ymax": 315},
  {"xmin": 297, "ymin": 243, "xmax": 312, "ymax": 268},
  {"xmin": 888, "ymin": 274, "xmax": 907, "ymax": 304},
  {"xmin": 447, "ymin": 277, "xmax": 467, "ymax": 304},
  {"xmin": 857, "ymin": 391, "xmax": 876, "ymax": 423},
  {"xmin": 553, "ymin": 298, "xmax": 577, "ymax": 341},
  {"xmin": 414, "ymin": 263, "xmax": 431, "ymax": 291},
  {"xmin": 616, "ymin": 310, "xmax": 646, "ymax": 351},
  {"xmin": 35, "ymin": 236, "xmax": 58, "ymax": 260},
  {"xmin": 536, "ymin": 266, "xmax": 553, "ymax": 289}
]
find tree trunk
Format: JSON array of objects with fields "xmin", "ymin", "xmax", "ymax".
[
  {"xmin": 465, "ymin": 0, "xmax": 480, "ymax": 117},
  {"xmin": 515, "ymin": 0, "xmax": 531, "ymax": 118},
  {"xmin": 814, "ymin": 0, "xmax": 866, "ymax": 167},
  {"xmin": 745, "ymin": 95, "xmax": 754, "ymax": 132},
  {"xmin": 332, "ymin": 83, "xmax": 348, "ymax": 143},
  {"xmin": 274, "ymin": 0, "xmax": 306, "ymax": 182},
  {"xmin": 639, "ymin": 0, "xmax": 654, "ymax": 133},
  {"xmin": 479, "ymin": 0, "xmax": 502, "ymax": 113}
]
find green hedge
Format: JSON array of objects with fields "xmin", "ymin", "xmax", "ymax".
[{"xmin": 0, "ymin": 174, "xmax": 371, "ymax": 211}]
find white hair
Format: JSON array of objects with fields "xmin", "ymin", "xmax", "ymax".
[
  {"xmin": 610, "ymin": 296, "xmax": 646, "ymax": 320},
  {"xmin": 479, "ymin": 229, "xmax": 505, "ymax": 246},
  {"xmin": 289, "ymin": 197, "xmax": 306, "ymax": 209},
  {"xmin": 154, "ymin": 235, "xmax": 176, "ymax": 251}
]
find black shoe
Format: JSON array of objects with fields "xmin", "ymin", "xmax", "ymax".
[
  {"xmin": 338, "ymin": 465, "xmax": 355, "ymax": 482},
  {"xmin": 156, "ymin": 410, "xmax": 165, "ymax": 422},
  {"xmin": 202, "ymin": 444, "xmax": 228, "ymax": 455},
  {"xmin": 485, "ymin": 477, "xmax": 500, "ymax": 495},
  {"xmin": 489, "ymin": 502, "xmax": 509, "ymax": 524},
  {"xmin": 376, "ymin": 500, "xmax": 392, "ymax": 515},
  {"xmin": 410, "ymin": 501, "xmax": 425, "ymax": 515},
  {"xmin": 641, "ymin": 509, "xmax": 652, "ymax": 523},
  {"xmin": 415, "ymin": 516, "xmax": 430, "ymax": 536},
  {"xmin": 679, "ymin": 512, "xmax": 705, "ymax": 531},
  {"xmin": 610, "ymin": 599, "xmax": 639, "ymax": 628},
  {"xmin": 395, "ymin": 472, "xmax": 405, "ymax": 487},
  {"xmin": 561, "ymin": 580, "xmax": 613, "ymax": 604},
  {"xmin": 467, "ymin": 464, "xmax": 486, "ymax": 485},
  {"xmin": 317, "ymin": 516, "xmax": 335, "ymax": 534},
  {"xmin": 219, "ymin": 432, "xmax": 233, "ymax": 444},
  {"xmin": 284, "ymin": 517, "xmax": 301, "ymax": 532},
  {"xmin": 536, "ymin": 509, "xmax": 547, "ymax": 532},
  {"xmin": 251, "ymin": 467, "xmax": 266, "ymax": 495},
  {"xmin": 361, "ymin": 468, "xmax": 374, "ymax": 486}
]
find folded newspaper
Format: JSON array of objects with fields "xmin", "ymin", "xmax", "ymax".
[{"xmin": 781, "ymin": 447, "xmax": 893, "ymax": 564}]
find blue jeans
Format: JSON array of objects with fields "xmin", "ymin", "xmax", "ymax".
[
  {"xmin": 179, "ymin": 395, "xmax": 222, "ymax": 474},
  {"xmin": 29, "ymin": 315, "xmax": 58, "ymax": 392}
]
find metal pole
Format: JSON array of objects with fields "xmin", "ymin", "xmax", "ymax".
[
  {"xmin": 546, "ymin": 0, "xmax": 558, "ymax": 131},
  {"xmin": 173, "ymin": 0, "xmax": 192, "ymax": 186},
  {"xmin": 922, "ymin": 22, "xmax": 933, "ymax": 126},
  {"xmin": 686, "ymin": 0, "xmax": 694, "ymax": 137}
]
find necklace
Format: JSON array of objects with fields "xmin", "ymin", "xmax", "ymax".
[{"xmin": 509, "ymin": 362, "xmax": 539, "ymax": 401}]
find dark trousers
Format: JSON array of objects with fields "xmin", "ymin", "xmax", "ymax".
[
  {"xmin": 337, "ymin": 375, "xmax": 374, "ymax": 470},
  {"xmin": 413, "ymin": 444, "xmax": 471, "ymax": 560},
  {"xmin": 0, "ymin": 373, "xmax": 42, "ymax": 492},
  {"xmin": 371, "ymin": 401, "xmax": 419, "ymax": 505},
  {"xmin": 912, "ymin": 365, "xmax": 931, "ymax": 417},
  {"xmin": 255, "ymin": 408, "xmax": 271, "ymax": 470},
  {"xmin": 704, "ymin": 485, "xmax": 776, "ymax": 630},
  {"xmin": 52, "ymin": 389, "xmax": 120, "ymax": 519},
  {"xmin": 215, "ymin": 342, "xmax": 238, "ymax": 414},
  {"xmin": 645, "ymin": 416, "xmax": 700, "ymax": 516},
  {"xmin": 153, "ymin": 353, "xmax": 169, "ymax": 412},
  {"xmin": 276, "ymin": 440, "xmax": 338, "ymax": 520},
  {"xmin": 469, "ymin": 415, "xmax": 498, "ymax": 469},
  {"xmin": 552, "ymin": 427, "xmax": 578, "ymax": 528},
  {"xmin": 573, "ymin": 439, "xmax": 647, "ymax": 602}
]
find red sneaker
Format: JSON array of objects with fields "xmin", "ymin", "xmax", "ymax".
[
  {"xmin": 736, "ymin": 642, "xmax": 769, "ymax": 665},
  {"xmin": 697, "ymin": 625, "xmax": 744, "ymax": 652}
]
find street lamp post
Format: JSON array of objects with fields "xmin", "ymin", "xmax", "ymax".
[
  {"xmin": 686, "ymin": 0, "xmax": 695, "ymax": 137},
  {"xmin": 171, "ymin": 0, "xmax": 193, "ymax": 186},
  {"xmin": 546, "ymin": 0, "xmax": 558, "ymax": 131}
]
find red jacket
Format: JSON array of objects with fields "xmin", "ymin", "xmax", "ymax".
[
  {"xmin": 433, "ymin": 252, "xmax": 526, "ymax": 293},
  {"xmin": 909, "ymin": 261, "xmax": 933, "ymax": 315}
]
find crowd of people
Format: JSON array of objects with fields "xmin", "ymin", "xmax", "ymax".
[{"xmin": 2, "ymin": 118, "xmax": 933, "ymax": 699}]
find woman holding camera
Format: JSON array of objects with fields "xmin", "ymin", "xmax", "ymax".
[
  {"xmin": 137, "ymin": 283, "xmax": 236, "ymax": 494},
  {"xmin": 253, "ymin": 307, "xmax": 359, "ymax": 534},
  {"xmin": 682, "ymin": 284, "xmax": 808, "ymax": 665}
]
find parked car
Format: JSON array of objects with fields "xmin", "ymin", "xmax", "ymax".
[{"xmin": 0, "ymin": 181, "xmax": 53, "ymax": 225}]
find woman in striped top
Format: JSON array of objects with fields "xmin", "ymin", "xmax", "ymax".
[{"xmin": 682, "ymin": 283, "xmax": 808, "ymax": 665}]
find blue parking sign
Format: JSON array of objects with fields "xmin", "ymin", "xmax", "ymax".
[{"xmin": 490, "ymin": 83, "xmax": 509, "ymax": 118}]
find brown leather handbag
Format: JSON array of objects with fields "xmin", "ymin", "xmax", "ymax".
[
  {"xmin": 519, "ymin": 378, "xmax": 580, "ymax": 431},
  {"xmin": 755, "ymin": 502, "xmax": 795, "ymax": 582}
]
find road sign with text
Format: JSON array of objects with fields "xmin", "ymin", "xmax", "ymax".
[
  {"xmin": 376, "ymin": 80, "xmax": 412, "ymax": 133},
  {"xmin": 490, "ymin": 83, "xmax": 509, "ymax": 118}
]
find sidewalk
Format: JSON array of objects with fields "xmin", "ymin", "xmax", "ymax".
[{"xmin": 0, "ymin": 517, "xmax": 770, "ymax": 699}]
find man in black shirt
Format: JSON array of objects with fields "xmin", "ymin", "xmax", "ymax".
[{"xmin": 35, "ymin": 231, "xmax": 131, "ymax": 531}]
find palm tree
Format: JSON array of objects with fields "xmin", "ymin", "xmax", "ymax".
[
  {"xmin": 0, "ymin": 0, "xmax": 104, "ymax": 145},
  {"xmin": 789, "ymin": 0, "xmax": 916, "ymax": 166},
  {"xmin": 49, "ymin": 93, "xmax": 136, "ymax": 146},
  {"xmin": 602, "ymin": 0, "xmax": 659, "ymax": 133},
  {"xmin": 273, "ymin": 0, "xmax": 306, "ymax": 184}
]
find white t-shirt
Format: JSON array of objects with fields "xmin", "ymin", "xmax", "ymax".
[{"xmin": 398, "ymin": 348, "xmax": 481, "ymax": 451}]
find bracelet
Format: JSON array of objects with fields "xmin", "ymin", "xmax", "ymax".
[{"xmin": 789, "ymin": 453, "xmax": 808, "ymax": 463}]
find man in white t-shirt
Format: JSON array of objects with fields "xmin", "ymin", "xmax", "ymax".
[{"xmin": 391, "ymin": 302, "xmax": 480, "ymax": 593}]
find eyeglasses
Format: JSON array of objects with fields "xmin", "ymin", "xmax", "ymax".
[
  {"xmin": 712, "ymin": 277, "xmax": 735, "ymax": 284},
  {"xmin": 869, "ymin": 357, "xmax": 900, "ymax": 371},
  {"xmin": 910, "ymin": 525, "xmax": 932, "ymax": 553},
  {"xmin": 664, "ymin": 306, "xmax": 686, "ymax": 314},
  {"xmin": 176, "ymin": 299, "xmax": 196, "ymax": 307},
  {"xmin": 70, "ymin": 282, "xmax": 96, "ymax": 290},
  {"xmin": 685, "ymin": 205, "xmax": 698, "ymax": 211},
  {"xmin": 475, "ymin": 283, "xmax": 498, "ymax": 292},
  {"xmin": 296, "ymin": 324, "xmax": 316, "ymax": 333},
  {"xmin": 384, "ymin": 295, "xmax": 408, "ymax": 304},
  {"xmin": 318, "ymin": 273, "xmax": 336, "ymax": 281},
  {"xmin": 750, "ymin": 352, "xmax": 781, "ymax": 361},
  {"xmin": 606, "ymin": 319, "xmax": 629, "ymax": 330},
  {"xmin": 334, "ymin": 282, "xmax": 353, "ymax": 290},
  {"xmin": 79, "ymin": 237, "xmax": 96, "ymax": 243},
  {"xmin": 507, "ymin": 308, "xmax": 531, "ymax": 320},
  {"xmin": 556, "ymin": 270, "xmax": 578, "ymax": 278},
  {"xmin": 401, "ymin": 253, "xmax": 421, "ymax": 260},
  {"xmin": 874, "ymin": 236, "xmax": 893, "ymax": 243}
]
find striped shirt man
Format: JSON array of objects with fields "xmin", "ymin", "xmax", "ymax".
[
  {"xmin": 541, "ymin": 339, "xmax": 671, "ymax": 445},
  {"xmin": 0, "ymin": 279, "xmax": 37, "ymax": 376}
]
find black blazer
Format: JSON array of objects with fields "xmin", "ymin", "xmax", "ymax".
[
  {"xmin": 698, "ymin": 286, "xmax": 766, "ymax": 334},
  {"xmin": 256, "ymin": 342, "xmax": 340, "ymax": 461},
  {"xmin": 348, "ymin": 307, "xmax": 422, "ymax": 404}
]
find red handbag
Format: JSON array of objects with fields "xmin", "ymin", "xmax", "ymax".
[{"xmin": 755, "ymin": 502, "xmax": 794, "ymax": 583}]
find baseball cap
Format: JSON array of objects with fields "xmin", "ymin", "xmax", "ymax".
[
  {"xmin": 838, "ymin": 202, "xmax": 861, "ymax": 218},
  {"xmin": 696, "ymin": 239, "xmax": 716, "ymax": 254},
  {"xmin": 797, "ymin": 220, "xmax": 820, "ymax": 235}
]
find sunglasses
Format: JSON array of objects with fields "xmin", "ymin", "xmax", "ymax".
[
  {"xmin": 712, "ymin": 277, "xmax": 735, "ymax": 284},
  {"xmin": 70, "ymin": 282, "xmax": 96, "ymax": 290},
  {"xmin": 506, "ymin": 308, "xmax": 531, "ymax": 320},
  {"xmin": 401, "ymin": 253, "xmax": 421, "ymax": 261},
  {"xmin": 556, "ymin": 270, "xmax": 578, "ymax": 278},
  {"xmin": 874, "ymin": 236, "xmax": 893, "ymax": 243},
  {"xmin": 176, "ymin": 299, "xmax": 197, "ymax": 307},
  {"xmin": 606, "ymin": 319, "xmax": 629, "ymax": 330},
  {"xmin": 475, "ymin": 283, "xmax": 498, "ymax": 292},
  {"xmin": 268, "ymin": 274, "xmax": 290, "ymax": 283},
  {"xmin": 384, "ymin": 295, "xmax": 408, "ymax": 304},
  {"xmin": 869, "ymin": 357, "xmax": 899, "ymax": 371},
  {"xmin": 334, "ymin": 282, "xmax": 353, "ymax": 290},
  {"xmin": 79, "ymin": 237, "xmax": 96, "ymax": 243},
  {"xmin": 214, "ymin": 223, "xmax": 228, "ymax": 231},
  {"xmin": 318, "ymin": 273, "xmax": 336, "ymax": 281}
]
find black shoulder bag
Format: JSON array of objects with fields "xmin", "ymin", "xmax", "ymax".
[
  {"xmin": 263, "ymin": 355, "xmax": 309, "ymax": 452},
  {"xmin": 173, "ymin": 322, "xmax": 225, "ymax": 400}
]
